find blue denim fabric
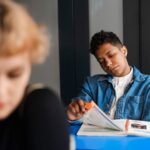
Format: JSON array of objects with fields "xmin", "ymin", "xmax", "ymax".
[{"xmin": 72, "ymin": 66, "xmax": 150, "ymax": 121}]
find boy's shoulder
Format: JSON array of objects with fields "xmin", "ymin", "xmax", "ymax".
[{"xmin": 86, "ymin": 74, "xmax": 110, "ymax": 82}]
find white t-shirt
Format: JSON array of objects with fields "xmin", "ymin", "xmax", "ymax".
[{"xmin": 109, "ymin": 68, "xmax": 133, "ymax": 119}]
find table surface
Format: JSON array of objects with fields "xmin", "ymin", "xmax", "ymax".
[{"xmin": 70, "ymin": 124, "xmax": 150, "ymax": 150}]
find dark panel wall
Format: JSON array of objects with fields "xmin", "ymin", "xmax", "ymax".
[
  {"xmin": 124, "ymin": 0, "xmax": 150, "ymax": 74},
  {"xmin": 123, "ymin": 0, "xmax": 140, "ymax": 69},
  {"xmin": 58, "ymin": 0, "xmax": 90, "ymax": 105},
  {"xmin": 140, "ymin": 0, "xmax": 150, "ymax": 74}
]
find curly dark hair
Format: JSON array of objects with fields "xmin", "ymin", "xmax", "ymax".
[{"xmin": 90, "ymin": 30, "xmax": 123, "ymax": 55}]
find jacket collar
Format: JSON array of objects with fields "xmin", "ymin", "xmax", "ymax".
[
  {"xmin": 98, "ymin": 66, "xmax": 145, "ymax": 83},
  {"xmin": 132, "ymin": 66, "xmax": 145, "ymax": 82}
]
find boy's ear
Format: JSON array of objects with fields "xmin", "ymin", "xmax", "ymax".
[{"xmin": 121, "ymin": 46, "xmax": 128, "ymax": 57}]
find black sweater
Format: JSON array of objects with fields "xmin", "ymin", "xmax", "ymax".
[{"xmin": 0, "ymin": 88, "xmax": 69, "ymax": 150}]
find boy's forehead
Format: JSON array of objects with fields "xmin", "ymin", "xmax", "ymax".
[
  {"xmin": 95, "ymin": 43, "xmax": 120, "ymax": 57},
  {"xmin": 98, "ymin": 43, "xmax": 118, "ymax": 52}
]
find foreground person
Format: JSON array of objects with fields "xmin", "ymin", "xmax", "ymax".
[{"xmin": 0, "ymin": 0, "xmax": 69, "ymax": 150}]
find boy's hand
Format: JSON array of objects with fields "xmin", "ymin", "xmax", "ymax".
[{"xmin": 67, "ymin": 99, "xmax": 87, "ymax": 121}]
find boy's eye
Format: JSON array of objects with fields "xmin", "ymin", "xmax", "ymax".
[{"xmin": 108, "ymin": 51, "xmax": 117, "ymax": 58}]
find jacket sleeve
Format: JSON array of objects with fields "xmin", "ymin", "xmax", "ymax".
[
  {"xmin": 72, "ymin": 76, "xmax": 95, "ymax": 102},
  {"xmin": 142, "ymin": 86, "xmax": 150, "ymax": 121}
]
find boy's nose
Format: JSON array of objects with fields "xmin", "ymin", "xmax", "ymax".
[{"xmin": 105, "ymin": 59, "xmax": 112, "ymax": 67}]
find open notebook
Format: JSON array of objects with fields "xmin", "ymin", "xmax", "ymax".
[{"xmin": 77, "ymin": 101, "xmax": 150, "ymax": 137}]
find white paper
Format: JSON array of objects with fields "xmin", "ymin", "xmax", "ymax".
[{"xmin": 83, "ymin": 102, "xmax": 122, "ymax": 130}]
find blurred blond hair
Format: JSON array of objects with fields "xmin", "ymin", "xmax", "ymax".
[{"xmin": 0, "ymin": 0, "xmax": 49, "ymax": 64}]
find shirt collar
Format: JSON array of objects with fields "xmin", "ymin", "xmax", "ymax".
[
  {"xmin": 132, "ymin": 66, "xmax": 146, "ymax": 82},
  {"xmin": 112, "ymin": 67, "xmax": 133, "ymax": 87}
]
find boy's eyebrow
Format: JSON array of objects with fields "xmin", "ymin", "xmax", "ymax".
[{"xmin": 105, "ymin": 49, "xmax": 115, "ymax": 55}]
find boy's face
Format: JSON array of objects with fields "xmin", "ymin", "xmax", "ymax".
[
  {"xmin": 0, "ymin": 52, "xmax": 31, "ymax": 120},
  {"xmin": 95, "ymin": 43, "xmax": 130, "ymax": 77}
]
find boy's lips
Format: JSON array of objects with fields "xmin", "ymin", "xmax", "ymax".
[
  {"xmin": 112, "ymin": 66, "xmax": 119, "ymax": 71},
  {"xmin": 105, "ymin": 65, "xmax": 120, "ymax": 74},
  {"xmin": 106, "ymin": 66, "xmax": 119, "ymax": 74}
]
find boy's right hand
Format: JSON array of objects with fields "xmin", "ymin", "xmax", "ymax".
[{"xmin": 67, "ymin": 99, "xmax": 87, "ymax": 121}]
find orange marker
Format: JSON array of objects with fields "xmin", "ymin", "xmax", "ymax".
[{"xmin": 84, "ymin": 101, "xmax": 95, "ymax": 110}]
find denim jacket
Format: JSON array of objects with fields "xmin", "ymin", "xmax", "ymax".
[{"xmin": 73, "ymin": 66, "xmax": 150, "ymax": 121}]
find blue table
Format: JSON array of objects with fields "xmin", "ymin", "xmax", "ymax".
[{"xmin": 70, "ymin": 124, "xmax": 150, "ymax": 150}]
